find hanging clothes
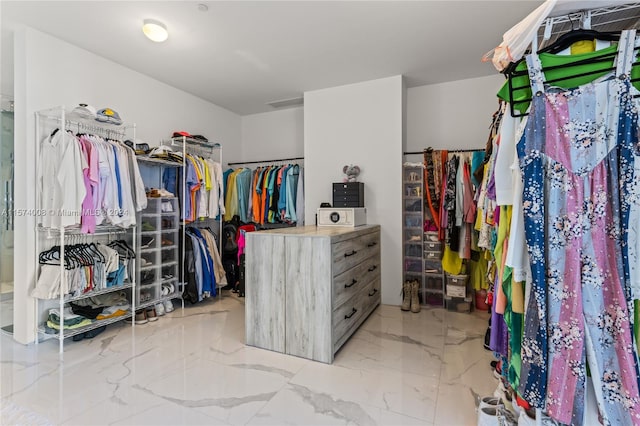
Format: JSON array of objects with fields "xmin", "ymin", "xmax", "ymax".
[
  {"xmin": 517, "ymin": 30, "xmax": 640, "ymax": 425},
  {"xmin": 223, "ymin": 164, "xmax": 305, "ymax": 226},
  {"xmin": 38, "ymin": 131, "xmax": 145, "ymax": 232},
  {"xmin": 181, "ymin": 226, "xmax": 224, "ymax": 303}
]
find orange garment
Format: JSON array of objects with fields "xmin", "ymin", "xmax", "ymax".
[
  {"xmin": 252, "ymin": 168, "xmax": 262, "ymax": 223},
  {"xmin": 260, "ymin": 167, "xmax": 271, "ymax": 225}
]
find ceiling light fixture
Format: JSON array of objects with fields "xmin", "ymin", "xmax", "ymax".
[{"xmin": 142, "ymin": 19, "xmax": 168, "ymax": 42}]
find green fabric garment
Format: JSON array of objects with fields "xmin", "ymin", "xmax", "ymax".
[
  {"xmin": 468, "ymin": 256, "xmax": 488, "ymax": 291},
  {"xmin": 501, "ymin": 265, "xmax": 523, "ymax": 392},
  {"xmin": 497, "ymin": 44, "xmax": 640, "ymax": 113},
  {"xmin": 442, "ymin": 245, "xmax": 464, "ymax": 275},
  {"xmin": 48, "ymin": 311, "xmax": 88, "ymax": 327},
  {"xmin": 46, "ymin": 318, "xmax": 93, "ymax": 330}
]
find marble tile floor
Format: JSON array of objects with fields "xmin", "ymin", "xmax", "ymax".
[{"xmin": 0, "ymin": 294, "xmax": 496, "ymax": 426}]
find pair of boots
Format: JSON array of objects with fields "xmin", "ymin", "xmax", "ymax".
[{"xmin": 401, "ymin": 280, "xmax": 421, "ymax": 313}]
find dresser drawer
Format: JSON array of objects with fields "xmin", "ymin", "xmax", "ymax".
[
  {"xmin": 333, "ymin": 255, "xmax": 381, "ymax": 308},
  {"xmin": 361, "ymin": 277, "xmax": 381, "ymax": 314},
  {"xmin": 332, "ymin": 292, "xmax": 365, "ymax": 346},
  {"xmin": 332, "ymin": 230, "xmax": 380, "ymax": 277},
  {"xmin": 333, "ymin": 278, "xmax": 380, "ymax": 351}
]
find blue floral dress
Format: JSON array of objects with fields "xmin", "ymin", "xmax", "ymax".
[{"xmin": 517, "ymin": 30, "xmax": 640, "ymax": 425}]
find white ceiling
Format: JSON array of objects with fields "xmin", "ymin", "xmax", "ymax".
[{"xmin": 1, "ymin": 1, "xmax": 543, "ymax": 115}]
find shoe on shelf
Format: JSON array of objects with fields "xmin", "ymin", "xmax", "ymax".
[
  {"xmin": 141, "ymin": 222, "xmax": 155, "ymax": 232},
  {"xmin": 133, "ymin": 309, "xmax": 148, "ymax": 325},
  {"xmin": 146, "ymin": 189, "xmax": 161, "ymax": 198},
  {"xmin": 84, "ymin": 326, "xmax": 106, "ymax": 339},
  {"xmin": 146, "ymin": 307, "xmax": 158, "ymax": 322},
  {"xmin": 141, "ymin": 237, "xmax": 155, "ymax": 248},
  {"xmin": 140, "ymin": 258, "xmax": 153, "ymax": 267},
  {"xmin": 155, "ymin": 303, "xmax": 166, "ymax": 316},
  {"xmin": 477, "ymin": 397, "xmax": 503, "ymax": 426},
  {"xmin": 478, "ymin": 396, "xmax": 503, "ymax": 411},
  {"xmin": 157, "ymin": 188, "xmax": 174, "ymax": 198},
  {"xmin": 493, "ymin": 365, "xmax": 502, "ymax": 380},
  {"xmin": 163, "ymin": 299, "xmax": 174, "ymax": 313},
  {"xmin": 478, "ymin": 406, "xmax": 517, "ymax": 426}
]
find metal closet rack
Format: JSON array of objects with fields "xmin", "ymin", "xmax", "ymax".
[
  {"xmin": 166, "ymin": 136, "xmax": 225, "ymax": 298},
  {"xmin": 227, "ymin": 156, "xmax": 304, "ymax": 166},
  {"xmin": 34, "ymin": 106, "xmax": 137, "ymax": 354},
  {"xmin": 403, "ymin": 148, "xmax": 483, "ymax": 155}
]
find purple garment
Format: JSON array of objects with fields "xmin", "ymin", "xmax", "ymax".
[
  {"xmin": 490, "ymin": 275, "xmax": 509, "ymax": 356},
  {"xmin": 485, "ymin": 144, "xmax": 498, "ymax": 201}
]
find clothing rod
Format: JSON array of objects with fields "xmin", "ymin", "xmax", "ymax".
[
  {"xmin": 403, "ymin": 149, "xmax": 483, "ymax": 155},
  {"xmin": 227, "ymin": 157, "xmax": 304, "ymax": 166}
]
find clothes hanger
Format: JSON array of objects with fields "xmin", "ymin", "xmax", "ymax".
[{"xmin": 538, "ymin": 27, "xmax": 620, "ymax": 55}]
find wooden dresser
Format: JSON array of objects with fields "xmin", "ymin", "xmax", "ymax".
[{"xmin": 245, "ymin": 225, "xmax": 381, "ymax": 363}]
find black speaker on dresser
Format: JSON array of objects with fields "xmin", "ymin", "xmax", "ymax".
[{"xmin": 332, "ymin": 182, "xmax": 364, "ymax": 207}]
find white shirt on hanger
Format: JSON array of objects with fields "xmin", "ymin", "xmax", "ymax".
[{"xmin": 38, "ymin": 130, "xmax": 86, "ymax": 229}]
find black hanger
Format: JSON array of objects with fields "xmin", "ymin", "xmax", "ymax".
[
  {"xmin": 88, "ymin": 242, "xmax": 106, "ymax": 263},
  {"xmin": 539, "ymin": 29, "xmax": 621, "ymax": 54},
  {"xmin": 50, "ymin": 128, "xmax": 60, "ymax": 137},
  {"xmin": 108, "ymin": 239, "xmax": 136, "ymax": 258}
]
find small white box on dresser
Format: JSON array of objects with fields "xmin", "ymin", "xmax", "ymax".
[{"xmin": 317, "ymin": 207, "xmax": 367, "ymax": 227}]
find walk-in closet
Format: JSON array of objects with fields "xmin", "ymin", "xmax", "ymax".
[{"xmin": 2, "ymin": 1, "xmax": 640, "ymax": 425}]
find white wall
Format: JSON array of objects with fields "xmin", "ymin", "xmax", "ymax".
[
  {"xmin": 406, "ymin": 74, "xmax": 504, "ymax": 152},
  {"xmin": 240, "ymin": 107, "xmax": 303, "ymax": 163},
  {"xmin": 13, "ymin": 27, "xmax": 241, "ymax": 344},
  {"xmin": 304, "ymin": 76, "xmax": 403, "ymax": 306}
]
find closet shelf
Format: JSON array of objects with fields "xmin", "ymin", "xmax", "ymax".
[
  {"xmin": 51, "ymin": 282, "xmax": 134, "ymax": 304},
  {"xmin": 169, "ymin": 137, "xmax": 221, "ymax": 149},
  {"xmin": 161, "ymin": 245, "xmax": 178, "ymax": 251},
  {"xmin": 136, "ymin": 299, "xmax": 159, "ymax": 311},
  {"xmin": 37, "ymin": 224, "xmax": 131, "ymax": 236},
  {"xmin": 38, "ymin": 311, "xmax": 134, "ymax": 340},
  {"xmin": 137, "ymin": 156, "xmax": 182, "ymax": 167}
]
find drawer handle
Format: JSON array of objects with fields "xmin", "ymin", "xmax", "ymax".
[
  {"xmin": 344, "ymin": 250, "xmax": 358, "ymax": 257},
  {"xmin": 368, "ymin": 288, "xmax": 378, "ymax": 297},
  {"xmin": 368, "ymin": 265, "xmax": 377, "ymax": 272},
  {"xmin": 345, "ymin": 278, "xmax": 358, "ymax": 288},
  {"xmin": 344, "ymin": 308, "xmax": 358, "ymax": 319},
  {"xmin": 367, "ymin": 242, "xmax": 377, "ymax": 247}
]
